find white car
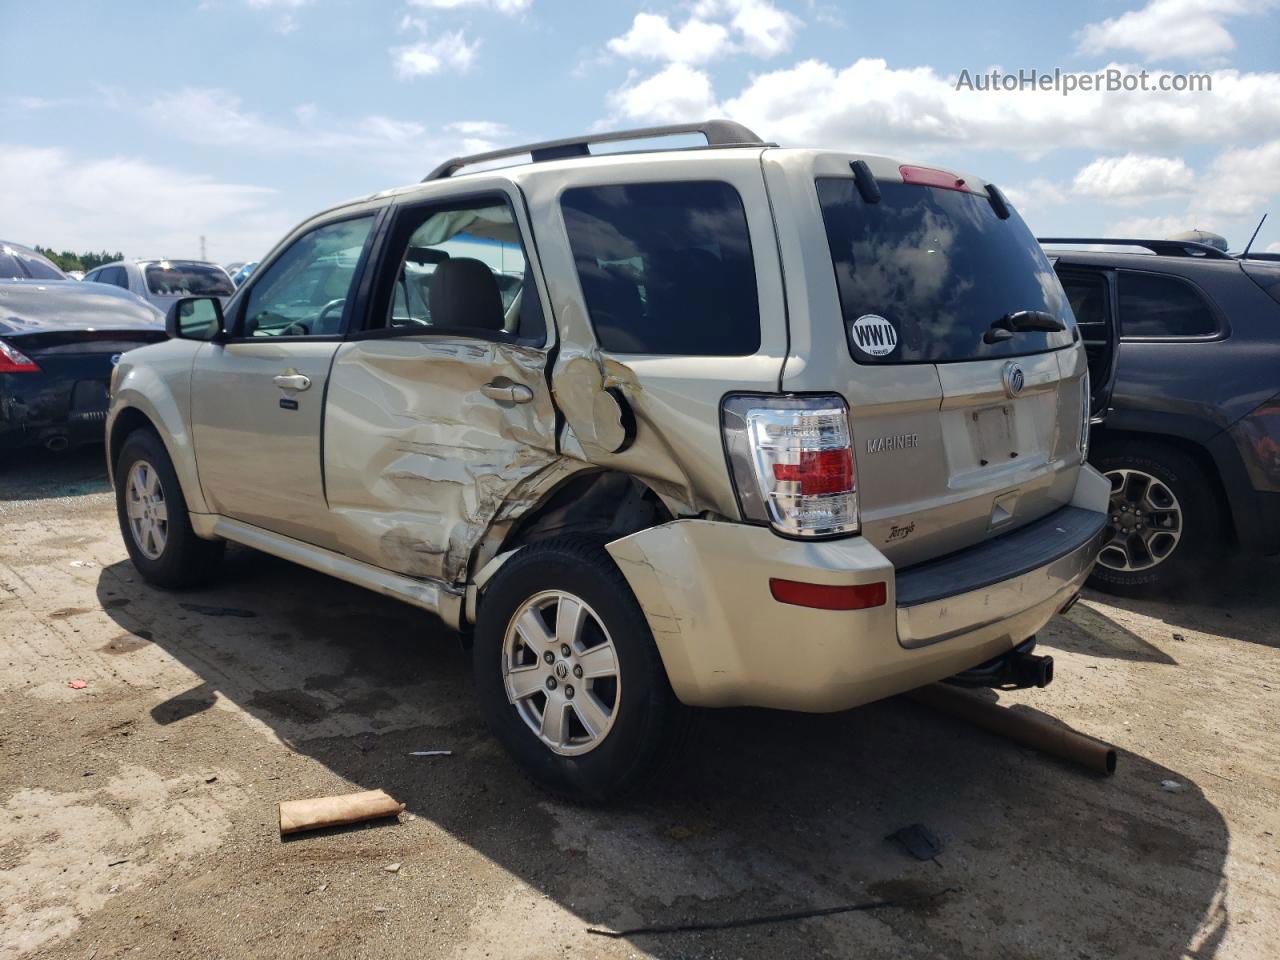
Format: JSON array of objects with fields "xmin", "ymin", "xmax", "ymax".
[{"xmin": 84, "ymin": 259, "xmax": 235, "ymax": 315}]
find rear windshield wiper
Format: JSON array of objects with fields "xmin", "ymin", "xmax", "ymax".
[{"xmin": 983, "ymin": 309, "xmax": 1066, "ymax": 344}]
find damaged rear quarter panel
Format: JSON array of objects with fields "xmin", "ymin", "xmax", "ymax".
[
  {"xmin": 322, "ymin": 335, "xmax": 565, "ymax": 583},
  {"xmin": 513, "ymin": 150, "xmax": 788, "ymax": 525}
]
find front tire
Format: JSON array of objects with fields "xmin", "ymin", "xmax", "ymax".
[
  {"xmin": 1087, "ymin": 441, "xmax": 1226, "ymax": 598},
  {"xmin": 472, "ymin": 537, "xmax": 687, "ymax": 803},
  {"xmin": 114, "ymin": 429, "xmax": 224, "ymax": 589}
]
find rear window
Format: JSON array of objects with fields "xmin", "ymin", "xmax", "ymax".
[
  {"xmin": 0, "ymin": 245, "xmax": 64, "ymax": 280},
  {"xmin": 1117, "ymin": 271, "xmax": 1218, "ymax": 338},
  {"xmin": 816, "ymin": 179, "xmax": 1074, "ymax": 364},
  {"xmin": 561, "ymin": 181, "xmax": 760, "ymax": 355},
  {"xmin": 145, "ymin": 262, "xmax": 234, "ymax": 297}
]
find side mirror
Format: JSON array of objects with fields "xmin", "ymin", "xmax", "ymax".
[{"xmin": 166, "ymin": 296, "xmax": 226, "ymax": 342}]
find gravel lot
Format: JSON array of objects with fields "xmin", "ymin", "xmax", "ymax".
[{"xmin": 2, "ymin": 447, "xmax": 1276, "ymax": 959}]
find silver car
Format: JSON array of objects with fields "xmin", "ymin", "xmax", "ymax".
[
  {"xmin": 84, "ymin": 259, "xmax": 234, "ymax": 315},
  {"xmin": 106, "ymin": 120, "xmax": 1107, "ymax": 802}
]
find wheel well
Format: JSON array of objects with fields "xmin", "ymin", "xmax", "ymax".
[
  {"xmin": 108, "ymin": 407, "xmax": 159, "ymax": 475},
  {"xmin": 1090, "ymin": 427, "xmax": 1235, "ymax": 543},
  {"xmin": 501, "ymin": 470, "xmax": 675, "ymax": 552}
]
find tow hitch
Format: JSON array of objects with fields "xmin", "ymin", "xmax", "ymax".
[{"xmin": 945, "ymin": 637, "xmax": 1054, "ymax": 690}]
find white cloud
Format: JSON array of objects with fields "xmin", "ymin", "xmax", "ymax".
[
  {"xmin": 1077, "ymin": 0, "xmax": 1277, "ymax": 61},
  {"xmin": 1199, "ymin": 138, "xmax": 1280, "ymax": 215},
  {"xmin": 391, "ymin": 31, "xmax": 480, "ymax": 79},
  {"xmin": 1072, "ymin": 154, "xmax": 1195, "ymax": 204},
  {"xmin": 606, "ymin": 0, "xmax": 798, "ymax": 66},
  {"xmin": 0, "ymin": 144, "xmax": 287, "ymax": 262},
  {"xmin": 1264, "ymin": 241, "xmax": 1280, "ymax": 253},
  {"xmin": 607, "ymin": 13, "xmax": 732, "ymax": 65},
  {"xmin": 1002, "ymin": 178, "xmax": 1069, "ymax": 213},
  {"xmin": 695, "ymin": 0, "xmax": 800, "ymax": 58},
  {"xmin": 407, "ymin": 0, "xmax": 531, "ymax": 12},
  {"xmin": 607, "ymin": 64, "xmax": 720, "ymax": 125},
  {"xmin": 243, "ymin": 0, "xmax": 311, "ymax": 34},
  {"xmin": 701, "ymin": 59, "xmax": 1280, "ymax": 158},
  {"xmin": 144, "ymin": 88, "xmax": 430, "ymax": 150}
]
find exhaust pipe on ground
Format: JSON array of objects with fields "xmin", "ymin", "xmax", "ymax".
[{"xmin": 905, "ymin": 682, "xmax": 1117, "ymax": 775}]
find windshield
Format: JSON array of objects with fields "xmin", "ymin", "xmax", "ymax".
[
  {"xmin": 816, "ymin": 179, "xmax": 1074, "ymax": 364},
  {"xmin": 145, "ymin": 262, "xmax": 234, "ymax": 297}
]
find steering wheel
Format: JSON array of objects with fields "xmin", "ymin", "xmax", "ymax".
[{"xmin": 316, "ymin": 298, "xmax": 345, "ymax": 325}]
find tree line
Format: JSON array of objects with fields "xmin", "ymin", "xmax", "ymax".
[{"xmin": 35, "ymin": 247, "xmax": 125, "ymax": 272}]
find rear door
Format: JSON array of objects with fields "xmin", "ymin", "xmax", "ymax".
[
  {"xmin": 1055, "ymin": 265, "xmax": 1119, "ymax": 418},
  {"xmin": 321, "ymin": 183, "xmax": 560, "ymax": 586},
  {"xmin": 190, "ymin": 211, "xmax": 380, "ymax": 549},
  {"xmin": 769, "ymin": 153, "xmax": 1087, "ymax": 566}
]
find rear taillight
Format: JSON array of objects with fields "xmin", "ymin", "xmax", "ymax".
[
  {"xmin": 722, "ymin": 395, "xmax": 859, "ymax": 538},
  {"xmin": 0, "ymin": 340, "xmax": 40, "ymax": 373}
]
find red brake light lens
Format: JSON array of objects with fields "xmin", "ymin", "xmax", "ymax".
[
  {"xmin": 899, "ymin": 165, "xmax": 969, "ymax": 192},
  {"xmin": 772, "ymin": 448, "xmax": 854, "ymax": 496},
  {"xmin": 0, "ymin": 340, "xmax": 40, "ymax": 373},
  {"xmin": 769, "ymin": 578, "xmax": 887, "ymax": 611}
]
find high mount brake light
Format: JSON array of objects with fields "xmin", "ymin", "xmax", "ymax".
[
  {"xmin": 899, "ymin": 165, "xmax": 970, "ymax": 193},
  {"xmin": 0, "ymin": 340, "xmax": 40, "ymax": 373},
  {"xmin": 722, "ymin": 395, "xmax": 859, "ymax": 538}
]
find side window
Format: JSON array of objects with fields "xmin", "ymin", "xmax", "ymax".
[
  {"xmin": 241, "ymin": 216, "xmax": 374, "ymax": 337},
  {"xmin": 1118, "ymin": 272, "xmax": 1218, "ymax": 338},
  {"xmin": 373, "ymin": 196, "xmax": 544, "ymax": 344},
  {"xmin": 100, "ymin": 266, "xmax": 127, "ymax": 287},
  {"xmin": 560, "ymin": 180, "xmax": 760, "ymax": 356}
]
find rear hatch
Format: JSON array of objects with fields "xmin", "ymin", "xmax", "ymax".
[{"xmin": 770, "ymin": 153, "xmax": 1088, "ymax": 567}]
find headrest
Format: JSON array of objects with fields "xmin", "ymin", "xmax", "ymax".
[{"xmin": 428, "ymin": 257, "xmax": 504, "ymax": 331}]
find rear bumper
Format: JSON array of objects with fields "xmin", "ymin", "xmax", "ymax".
[
  {"xmin": 607, "ymin": 465, "xmax": 1109, "ymax": 712},
  {"xmin": 0, "ymin": 371, "xmax": 111, "ymax": 451}
]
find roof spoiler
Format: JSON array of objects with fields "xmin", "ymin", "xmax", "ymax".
[
  {"xmin": 1037, "ymin": 237, "xmax": 1233, "ymax": 260},
  {"xmin": 423, "ymin": 119, "xmax": 770, "ymax": 182}
]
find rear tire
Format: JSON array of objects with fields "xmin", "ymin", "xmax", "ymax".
[
  {"xmin": 472, "ymin": 537, "xmax": 688, "ymax": 803},
  {"xmin": 114, "ymin": 429, "xmax": 224, "ymax": 589},
  {"xmin": 1087, "ymin": 440, "xmax": 1226, "ymax": 598}
]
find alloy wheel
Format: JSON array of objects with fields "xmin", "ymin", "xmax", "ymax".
[
  {"xmin": 1099, "ymin": 468, "xmax": 1183, "ymax": 572},
  {"xmin": 501, "ymin": 590, "xmax": 621, "ymax": 756},
  {"xmin": 125, "ymin": 460, "xmax": 168, "ymax": 560}
]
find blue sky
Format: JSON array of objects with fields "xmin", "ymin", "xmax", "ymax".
[{"xmin": 2, "ymin": 0, "xmax": 1278, "ymax": 262}]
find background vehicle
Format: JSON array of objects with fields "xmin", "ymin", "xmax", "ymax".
[
  {"xmin": 1043, "ymin": 237, "xmax": 1280, "ymax": 596},
  {"xmin": 84, "ymin": 259, "xmax": 235, "ymax": 315},
  {"xmin": 229, "ymin": 261, "xmax": 258, "ymax": 287},
  {"xmin": 1, "ymin": 241, "xmax": 68, "ymax": 281},
  {"xmin": 108, "ymin": 122, "xmax": 1106, "ymax": 800},
  {"xmin": 1, "ymin": 242, "xmax": 165, "ymax": 452}
]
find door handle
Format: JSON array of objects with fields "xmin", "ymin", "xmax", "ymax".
[
  {"xmin": 273, "ymin": 372, "xmax": 311, "ymax": 392},
  {"xmin": 481, "ymin": 380, "xmax": 534, "ymax": 404}
]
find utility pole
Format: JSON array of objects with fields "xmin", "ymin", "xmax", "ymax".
[{"xmin": 199, "ymin": 235, "xmax": 207, "ymax": 261}]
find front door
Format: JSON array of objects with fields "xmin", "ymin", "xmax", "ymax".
[
  {"xmin": 322, "ymin": 185, "xmax": 560, "ymax": 585},
  {"xmin": 190, "ymin": 213, "xmax": 378, "ymax": 549}
]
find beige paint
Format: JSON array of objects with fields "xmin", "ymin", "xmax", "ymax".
[
  {"xmin": 607, "ymin": 467, "xmax": 1105, "ymax": 711},
  {"xmin": 763, "ymin": 149, "xmax": 1089, "ymax": 566},
  {"xmin": 110, "ymin": 142, "xmax": 1104, "ymax": 713},
  {"xmin": 323, "ymin": 335, "xmax": 562, "ymax": 584},
  {"xmin": 107, "ymin": 338, "xmax": 210, "ymax": 514},
  {"xmin": 190, "ymin": 339, "xmax": 342, "ymax": 549}
]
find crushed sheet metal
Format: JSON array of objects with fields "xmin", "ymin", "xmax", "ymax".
[{"xmin": 324, "ymin": 337, "xmax": 563, "ymax": 584}]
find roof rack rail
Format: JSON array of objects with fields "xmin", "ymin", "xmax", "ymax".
[
  {"xmin": 423, "ymin": 119, "xmax": 769, "ymax": 182},
  {"xmin": 1037, "ymin": 237, "xmax": 1233, "ymax": 260}
]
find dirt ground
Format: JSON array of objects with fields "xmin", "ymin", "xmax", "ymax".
[{"xmin": 1, "ymin": 447, "xmax": 1276, "ymax": 960}]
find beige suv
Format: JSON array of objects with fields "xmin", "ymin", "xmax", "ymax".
[{"xmin": 107, "ymin": 121, "xmax": 1108, "ymax": 801}]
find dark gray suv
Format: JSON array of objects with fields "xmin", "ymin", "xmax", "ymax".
[{"xmin": 1043, "ymin": 237, "xmax": 1280, "ymax": 596}]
